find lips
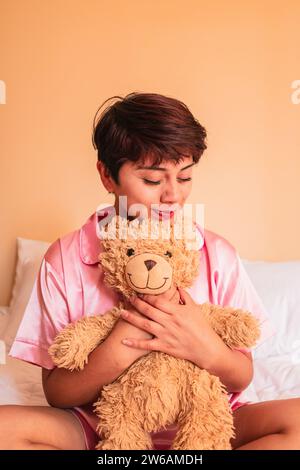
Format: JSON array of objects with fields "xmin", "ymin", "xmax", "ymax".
[
  {"xmin": 153, "ymin": 210, "xmax": 175, "ymax": 221},
  {"xmin": 158, "ymin": 210, "xmax": 174, "ymax": 220},
  {"xmin": 152, "ymin": 208, "xmax": 176, "ymax": 220}
]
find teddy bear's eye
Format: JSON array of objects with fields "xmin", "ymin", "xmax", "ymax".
[
  {"xmin": 127, "ymin": 248, "xmax": 135, "ymax": 257},
  {"xmin": 165, "ymin": 251, "xmax": 172, "ymax": 258}
]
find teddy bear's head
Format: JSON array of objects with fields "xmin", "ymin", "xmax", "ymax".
[{"xmin": 98, "ymin": 215, "xmax": 202, "ymax": 299}]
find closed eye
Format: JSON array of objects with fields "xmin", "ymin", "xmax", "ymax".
[
  {"xmin": 142, "ymin": 179, "xmax": 161, "ymax": 185},
  {"xmin": 142, "ymin": 178, "xmax": 192, "ymax": 185},
  {"xmin": 177, "ymin": 177, "xmax": 192, "ymax": 182}
]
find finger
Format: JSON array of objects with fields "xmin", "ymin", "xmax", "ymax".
[
  {"xmin": 134, "ymin": 294, "xmax": 175, "ymax": 315},
  {"xmin": 130, "ymin": 295, "xmax": 171, "ymax": 320},
  {"xmin": 177, "ymin": 288, "xmax": 193, "ymax": 305},
  {"xmin": 121, "ymin": 337, "xmax": 157, "ymax": 351},
  {"xmin": 120, "ymin": 309, "xmax": 162, "ymax": 336},
  {"xmin": 122, "ymin": 337, "xmax": 173, "ymax": 355},
  {"xmin": 170, "ymin": 288, "xmax": 180, "ymax": 302}
]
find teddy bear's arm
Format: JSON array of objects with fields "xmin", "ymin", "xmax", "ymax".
[
  {"xmin": 199, "ymin": 303, "xmax": 261, "ymax": 349},
  {"xmin": 48, "ymin": 307, "xmax": 120, "ymax": 371}
]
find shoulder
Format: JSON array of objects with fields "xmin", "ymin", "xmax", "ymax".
[
  {"xmin": 43, "ymin": 227, "xmax": 81, "ymax": 276},
  {"xmin": 42, "ymin": 210, "xmax": 100, "ymax": 275},
  {"xmin": 196, "ymin": 224, "xmax": 239, "ymax": 267}
]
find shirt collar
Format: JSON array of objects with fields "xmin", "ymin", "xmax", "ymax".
[{"xmin": 79, "ymin": 205, "xmax": 115, "ymax": 265}]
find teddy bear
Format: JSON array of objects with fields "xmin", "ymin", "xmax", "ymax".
[{"xmin": 48, "ymin": 215, "xmax": 260, "ymax": 450}]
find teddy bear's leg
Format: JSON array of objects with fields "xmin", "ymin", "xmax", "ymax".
[
  {"xmin": 93, "ymin": 381, "xmax": 153, "ymax": 450},
  {"xmin": 171, "ymin": 370, "xmax": 235, "ymax": 450}
]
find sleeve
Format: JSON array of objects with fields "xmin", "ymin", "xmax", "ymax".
[
  {"xmin": 217, "ymin": 250, "xmax": 276, "ymax": 352},
  {"xmin": 9, "ymin": 247, "xmax": 70, "ymax": 370}
]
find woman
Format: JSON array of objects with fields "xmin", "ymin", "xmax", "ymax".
[{"xmin": 1, "ymin": 92, "xmax": 300, "ymax": 450}]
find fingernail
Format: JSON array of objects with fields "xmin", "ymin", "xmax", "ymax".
[
  {"xmin": 121, "ymin": 310, "xmax": 128, "ymax": 318},
  {"xmin": 122, "ymin": 339, "xmax": 132, "ymax": 346}
]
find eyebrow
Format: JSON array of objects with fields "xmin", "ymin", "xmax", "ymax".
[{"xmin": 136, "ymin": 162, "xmax": 195, "ymax": 172}]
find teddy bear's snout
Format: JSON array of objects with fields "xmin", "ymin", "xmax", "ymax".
[
  {"xmin": 144, "ymin": 259, "xmax": 157, "ymax": 271},
  {"xmin": 125, "ymin": 252, "xmax": 173, "ymax": 295}
]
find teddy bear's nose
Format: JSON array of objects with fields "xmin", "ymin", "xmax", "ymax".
[{"xmin": 144, "ymin": 259, "xmax": 157, "ymax": 271}]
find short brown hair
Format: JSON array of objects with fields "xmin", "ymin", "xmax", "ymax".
[{"xmin": 92, "ymin": 92, "xmax": 207, "ymax": 183}]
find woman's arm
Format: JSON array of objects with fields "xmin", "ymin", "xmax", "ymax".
[
  {"xmin": 192, "ymin": 338, "xmax": 254, "ymax": 393},
  {"xmin": 42, "ymin": 314, "xmax": 152, "ymax": 408}
]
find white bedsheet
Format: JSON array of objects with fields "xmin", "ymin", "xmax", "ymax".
[
  {"xmin": 0, "ymin": 355, "xmax": 48, "ymax": 407},
  {"xmin": 245, "ymin": 357, "xmax": 300, "ymax": 403}
]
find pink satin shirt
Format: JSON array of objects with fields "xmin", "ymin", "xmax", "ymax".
[{"xmin": 9, "ymin": 206, "xmax": 275, "ymax": 448}]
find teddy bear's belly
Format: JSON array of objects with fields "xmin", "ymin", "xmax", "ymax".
[{"xmin": 117, "ymin": 351, "xmax": 192, "ymax": 431}]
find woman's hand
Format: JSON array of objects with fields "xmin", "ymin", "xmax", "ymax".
[
  {"xmin": 116, "ymin": 311, "xmax": 153, "ymax": 338},
  {"xmin": 120, "ymin": 288, "xmax": 226, "ymax": 368},
  {"xmin": 114, "ymin": 285, "xmax": 180, "ymax": 355}
]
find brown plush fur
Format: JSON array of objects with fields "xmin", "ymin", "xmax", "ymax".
[{"xmin": 48, "ymin": 216, "xmax": 260, "ymax": 450}]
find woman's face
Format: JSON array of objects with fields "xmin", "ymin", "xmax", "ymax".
[{"xmin": 98, "ymin": 155, "xmax": 195, "ymax": 219}]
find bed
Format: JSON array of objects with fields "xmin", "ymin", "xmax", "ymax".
[{"xmin": 1, "ymin": 237, "xmax": 300, "ymax": 408}]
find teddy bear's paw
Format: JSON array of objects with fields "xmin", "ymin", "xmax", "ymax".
[
  {"xmin": 204, "ymin": 303, "xmax": 261, "ymax": 349},
  {"xmin": 48, "ymin": 312, "xmax": 120, "ymax": 371},
  {"xmin": 224, "ymin": 312, "xmax": 261, "ymax": 349}
]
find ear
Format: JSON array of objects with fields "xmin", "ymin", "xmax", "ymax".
[{"xmin": 96, "ymin": 161, "xmax": 115, "ymax": 193}]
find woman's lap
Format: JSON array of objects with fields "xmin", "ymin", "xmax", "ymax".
[
  {"xmin": 0, "ymin": 404, "xmax": 86, "ymax": 450},
  {"xmin": 24, "ymin": 397, "xmax": 299, "ymax": 450},
  {"xmin": 69, "ymin": 408, "xmax": 178, "ymax": 450},
  {"xmin": 68, "ymin": 401, "xmax": 254, "ymax": 450},
  {"xmin": 67, "ymin": 408, "xmax": 99, "ymax": 450},
  {"xmin": 230, "ymin": 397, "xmax": 300, "ymax": 449}
]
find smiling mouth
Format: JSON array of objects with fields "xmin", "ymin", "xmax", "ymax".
[
  {"xmin": 152, "ymin": 209, "xmax": 175, "ymax": 219},
  {"xmin": 127, "ymin": 273, "xmax": 169, "ymax": 290}
]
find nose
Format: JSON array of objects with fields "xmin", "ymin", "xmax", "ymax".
[
  {"xmin": 144, "ymin": 260, "xmax": 157, "ymax": 271},
  {"xmin": 161, "ymin": 180, "xmax": 180, "ymax": 204}
]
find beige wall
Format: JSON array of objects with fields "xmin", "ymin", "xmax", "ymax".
[{"xmin": 1, "ymin": 0, "xmax": 300, "ymax": 305}]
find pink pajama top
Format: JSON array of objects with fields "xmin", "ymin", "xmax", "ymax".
[{"xmin": 9, "ymin": 206, "xmax": 275, "ymax": 449}]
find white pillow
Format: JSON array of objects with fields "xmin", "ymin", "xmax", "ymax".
[
  {"xmin": 0, "ymin": 306, "xmax": 9, "ymax": 367},
  {"xmin": 9, "ymin": 237, "xmax": 51, "ymax": 310},
  {"xmin": 242, "ymin": 260, "xmax": 300, "ymax": 360},
  {"xmin": 0, "ymin": 306, "xmax": 9, "ymax": 338},
  {"xmin": 3, "ymin": 238, "xmax": 51, "ymax": 349}
]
